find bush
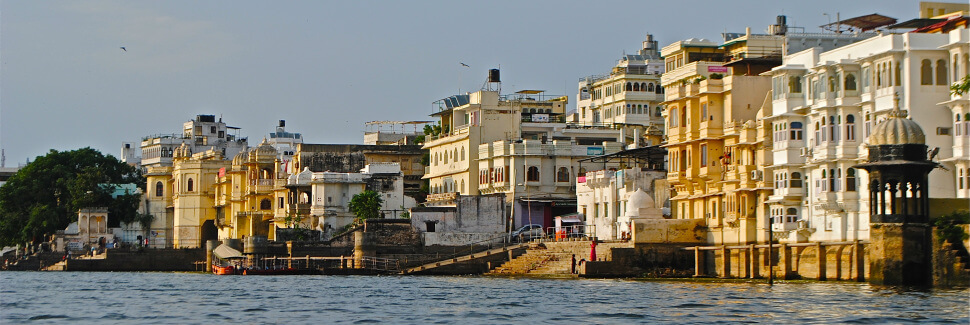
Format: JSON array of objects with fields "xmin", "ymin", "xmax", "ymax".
[{"xmin": 934, "ymin": 210, "xmax": 970, "ymax": 244}]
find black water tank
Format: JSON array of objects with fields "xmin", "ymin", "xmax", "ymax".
[
  {"xmin": 279, "ymin": 120, "xmax": 285, "ymax": 127},
  {"xmin": 488, "ymin": 69, "xmax": 500, "ymax": 83}
]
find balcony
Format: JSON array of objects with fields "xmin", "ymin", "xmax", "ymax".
[{"xmin": 426, "ymin": 192, "xmax": 458, "ymax": 204}]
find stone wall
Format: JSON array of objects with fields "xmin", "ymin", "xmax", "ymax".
[
  {"xmin": 65, "ymin": 248, "xmax": 205, "ymax": 271},
  {"xmin": 704, "ymin": 243, "xmax": 869, "ymax": 280},
  {"xmin": 631, "ymin": 218, "xmax": 705, "ymax": 244},
  {"xmin": 410, "ymin": 194, "xmax": 506, "ymax": 246},
  {"xmin": 932, "ymin": 229, "xmax": 970, "ymax": 287}
]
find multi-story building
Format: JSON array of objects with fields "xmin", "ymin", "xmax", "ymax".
[
  {"xmin": 763, "ymin": 18, "xmax": 969, "ymax": 242},
  {"xmin": 423, "ymin": 73, "xmax": 629, "ymax": 229},
  {"xmin": 576, "ymin": 34, "xmax": 666, "ymax": 146},
  {"xmin": 575, "ymin": 147, "xmax": 668, "ymax": 240},
  {"xmin": 170, "ymin": 145, "xmax": 229, "ymax": 248},
  {"xmin": 141, "ymin": 115, "xmax": 248, "ymax": 248},
  {"xmin": 291, "ymin": 143, "xmax": 425, "ymax": 201}
]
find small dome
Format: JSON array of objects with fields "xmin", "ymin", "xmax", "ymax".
[
  {"xmin": 232, "ymin": 150, "xmax": 249, "ymax": 165},
  {"xmin": 868, "ymin": 111, "xmax": 925, "ymax": 145},
  {"xmin": 625, "ymin": 188, "xmax": 655, "ymax": 217},
  {"xmin": 250, "ymin": 138, "xmax": 278, "ymax": 162}
]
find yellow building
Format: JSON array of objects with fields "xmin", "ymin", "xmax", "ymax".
[
  {"xmin": 170, "ymin": 145, "xmax": 229, "ymax": 248},
  {"xmin": 661, "ymin": 30, "xmax": 779, "ymax": 245}
]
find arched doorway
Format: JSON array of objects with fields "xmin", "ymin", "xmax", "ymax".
[{"xmin": 201, "ymin": 220, "xmax": 218, "ymax": 245}]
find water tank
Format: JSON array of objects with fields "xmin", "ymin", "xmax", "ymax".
[
  {"xmin": 488, "ymin": 69, "xmax": 500, "ymax": 83},
  {"xmin": 279, "ymin": 120, "xmax": 285, "ymax": 127},
  {"xmin": 243, "ymin": 236, "xmax": 268, "ymax": 254}
]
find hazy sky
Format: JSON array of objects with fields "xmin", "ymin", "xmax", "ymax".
[{"xmin": 1, "ymin": 0, "xmax": 921, "ymax": 165}]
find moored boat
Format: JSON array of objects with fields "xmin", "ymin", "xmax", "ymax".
[{"xmin": 212, "ymin": 264, "xmax": 235, "ymax": 275}]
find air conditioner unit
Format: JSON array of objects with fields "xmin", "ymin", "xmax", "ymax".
[
  {"xmin": 750, "ymin": 170, "xmax": 763, "ymax": 180},
  {"xmin": 799, "ymin": 147, "xmax": 809, "ymax": 157}
]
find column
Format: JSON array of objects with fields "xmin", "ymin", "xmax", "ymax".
[{"xmin": 816, "ymin": 242, "xmax": 826, "ymax": 280}]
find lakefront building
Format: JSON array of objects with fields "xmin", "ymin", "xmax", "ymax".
[
  {"xmin": 763, "ymin": 17, "xmax": 970, "ymax": 243},
  {"xmin": 575, "ymin": 33, "xmax": 667, "ymax": 147},
  {"xmin": 423, "ymin": 71, "xmax": 631, "ymax": 229}
]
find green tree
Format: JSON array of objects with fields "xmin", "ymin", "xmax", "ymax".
[
  {"xmin": 0, "ymin": 148, "xmax": 142, "ymax": 246},
  {"xmin": 348, "ymin": 190, "xmax": 383, "ymax": 221},
  {"xmin": 952, "ymin": 74, "xmax": 970, "ymax": 96}
]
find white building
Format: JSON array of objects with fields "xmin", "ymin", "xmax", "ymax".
[
  {"xmin": 576, "ymin": 162, "xmax": 668, "ymax": 240},
  {"xmin": 139, "ymin": 114, "xmax": 248, "ymax": 169},
  {"xmin": 763, "ymin": 27, "xmax": 969, "ymax": 243},
  {"xmin": 288, "ymin": 163, "xmax": 415, "ymax": 238}
]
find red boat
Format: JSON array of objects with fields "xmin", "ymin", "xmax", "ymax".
[{"xmin": 212, "ymin": 264, "xmax": 236, "ymax": 275}]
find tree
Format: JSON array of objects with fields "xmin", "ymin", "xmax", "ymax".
[
  {"xmin": 0, "ymin": 148, "xmax": 142, "ymax": 246},
  {"xmin": 348, "ymin": 190, "xmax": 383, "ymax": 221},
  {"xmin": 952, "ymin": 74, "xmax": 970, "ymax": 96}
]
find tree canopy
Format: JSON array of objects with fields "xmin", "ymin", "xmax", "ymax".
[
  {"xmin": 348, "ymin": 190, "xmax": 383, "ymax": 221},
  {"xmin": 0, "ymin": 148, "xmax": 143, "ymax": 246}
]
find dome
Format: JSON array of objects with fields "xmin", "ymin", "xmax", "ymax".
[
  {"xmin": 868, "ymin": 110, "xmax": 925, "ymax": 145},
  {"xmin": 625, "ymin": 188, "xmax": 655, "ymax": 217},
  {"xmin": 232, "ymin": 150, "xmax": 249, "ymax": 165},
  {"xmin": 250, "ymin": 138, "xmax": 278, "ymax": 162}
]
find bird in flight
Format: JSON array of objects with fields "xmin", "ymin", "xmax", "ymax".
[
  {"xmin": 460, "ymin": 62, "xmax": 469, "ymax": 67},
  {"xmin": 120, "ymin": 46, "xmax": 126, "ymax": 52}
]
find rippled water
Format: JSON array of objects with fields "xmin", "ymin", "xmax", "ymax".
[{"xmin": 1, "ymin": 272, "xmax": 968, "ymax": 324}]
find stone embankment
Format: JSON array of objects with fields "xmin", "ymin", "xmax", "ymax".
[{"xmin": 488, "ymin": 241, "xmax": 630, "ymax": 276}]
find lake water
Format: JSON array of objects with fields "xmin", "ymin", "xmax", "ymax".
[{"xmin": 1, "ymin": 272, "xmax": 968, "ymax": 324}]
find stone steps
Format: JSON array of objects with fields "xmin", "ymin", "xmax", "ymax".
[{"xmin": 487, "ymin": 241, "xmax": 631, "ymax": 276}]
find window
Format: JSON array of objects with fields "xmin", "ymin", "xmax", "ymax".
[
  {"xmin": 937, "ymin": 127, "xmax": 952, "ymax": 135},
  {"xmin": 460, "ymin": 147, "xmax": 465, "ymax": 161},
  {"xmin": 790, "ymin": 122, "xmax": 803, "ymax": 140},
  {"xmin": 894, "ymin": 62, "xmax": 901, "ymax": 86},
  {"xmin": 815, "ymin": 121, "xmax": 821, "ymax": 145},
  {"xmin": 845, "ymin": 115, "xmax": 856, "ymax": 141},
  {"xmin": 829, "ymin": 116, "xmax": 838, "ymax": 142},
  {"xmin": 260, "ymin": 199, "xmax": 271, "ymax": 210},
  {"xmin": 669, "ymin": 108, "xmax": 678, "ymax": 127},
  {"xmin": 700, "ymin": 144, "xmax": 708, "ymax": 167},
  {"xmin": 155, "ymin": 181, "xmax": 164, "ymax": 197},
  {"xmin": 187, "ymin": 178, "xmax": 194, "ymax": 192},
  {"xmin": 791, "ymin": 172, "xmax": 803, "ymax": 188},
  {"xmin": 844, "ymin": 74, "xmax": 857, "ymax": 91},
  {"xmin": 861, "ymin": 66, "xmax": 870, "ymax": 91},
  {"xmin": 936, "ymin": 59, "xmax": 948, "ymax": 85},
  {"xmin": 648, "ymin": 83, "xmax": 655, "ymax": 92},
  {"xmin": 846, "ymin": 169, "xmax": 857, "ymax": 192},
  {"xmin": 626, "ymin": 82, "xmax": 633, "ymax": 91},
  {"xmin": 821, "ymin": 169, "xmax": 828, "ymax": 191},
  {"xmin": 786, "ymin": 208, "xmax": 798, "ymax": 223},
  {"xmin": 527, "ymin": 166, "xmax": 540, "ymax": 181},
  {"xmin": 921, "ymin": 59, "xmax": 933, "ymax": 85},
  {"xmin": 829, "ymin": 168, "xmax": 838, "ymax": 192},
  {"xmin": 788, "ymin": 76, "xmax": 802, "ymax": 93},
  {"xmin": 278, "ymin": 197, "xmax": 284, "ymax": 208},
  {"xmin": 557, "ymin": 167, "xmax": 569, "ymax": 182}
]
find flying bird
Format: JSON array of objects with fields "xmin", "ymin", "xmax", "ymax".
[
  {"xmin": 460, "ymin": 62, "xmax": 469, "ymax": 67},
  {"xmin": 120, "ymin": 47, "xmax": 126, "ymax": 52}
]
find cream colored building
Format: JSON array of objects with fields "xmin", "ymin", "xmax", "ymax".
[
  {"xmin": 423, "ymin": 79, "xmax": 628, "ymax": 229},
  {"xmin": 575, "ymin": 33, "xmax": 666, "ymax": 147}
]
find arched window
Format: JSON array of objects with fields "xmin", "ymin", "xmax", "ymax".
[
  {"xmin": 845, "ymin": 115, "xmax": 856, "ymax": 141},
  {"xmin": 844, "ymin": 74, "xmax": 857, "ymax": 91},
  {"xmin": 815, "ymin": 121, "xmax": 822, "ymax": 145},
  {"xmin": 829, "ymin": 168, "xmax": 838, "ymax": 192},
  {"xmin": 921, "ymin": 59, "xmax": 933, "ymax": 85},
  {"xmin": 640, "ymin": 83, "xmax": 647, "ymax": 91},
  {"xmin": 630, "ymin": 82, "xmax": 637, "ymax": 91},
  {"xmin": 957, "ymin": 114, "xmax": 963, "ymax": 136},
  {"xmin": 460, "ymin": 180, "xmax": 465, "ymax": 193},
  {"xmin": 954, "ymin": 55, "xmax": 960, "ymax": 81},
  {"xmin": 460, "ymin": 147, "xmax": 465, "ymax": 161},
  {"xmin": 155, "ymin": 181, "xmax": 164, "ymax": 197},
  {"xmin": 626, "ymin": 104, "xmax": 632, "ymax": 115},
  {"xmin": 260, "ymin": 199, "xmax": 271, "ymax": 210},
  {"xmin": 791, "ymin": 172, "xmax": 803, "ymax": 188},
  {"xmin": 655, "ymin": 107, "xmax": 662, "ymax": 117},
  {"xmin": 829, "ymin": 116, "xmax": 838, "ymax": 142},
  {"xmin": 648, "ymin": 83, "xmax": 655, "ymax": 92},
  {"xmin": 846, "ymin": 169, "xmax": 857, "ymax": 191},
  {"xmin": 656, "ymin": 86, "xmax": 663, "ymax": 94},
  {"xmin": 527, "ymin": 166, "xmax": 540, "ymax": 181},
  {"xmin": 556, "ymin": 167, "xmax": 569, "ymax": 182},
  {"xmin": 821, "ymin": 169, "xmax": 827, "ymax": 191},
  {"xmin": 936, "ymin": 59, "xmax": 948, "ymax": 85},
  {"xmin": 959, "ymin": 169, "xmax": 964, "ymax": 190},
  {"xmin": 669, "ymin": 108, "xmax": 679, "ymax": 127},
  {"xmin": 894, "ymin": 62, "xmax": 901, "ymax": 86},
  {"xmin": 186, "ymin": 178, "xmax": 194, "ymax": 192},
  {"xmin": 790, "ymin": 121, "xmax": 804, "ymax": 140}
]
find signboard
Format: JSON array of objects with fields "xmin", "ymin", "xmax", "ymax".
[
  {"xmin": 707, "ymin": 66, "xmax": 728, "ymax": 73},
  {"xmin": 587, "ymin": 147, "xmax": 604, "ymax": 156},
  {"xmin": 218, "ymin": 167, "xmax": 226, "ymax": 177},
  {"xmin": 532, "ymin": 114, "xmax": 549, "ymax": 123}
]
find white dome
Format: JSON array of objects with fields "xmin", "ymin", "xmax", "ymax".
[
  {"xmin": 625, "ymin": 188, "xmax": 655, "ymax": 217},
  {"xmin": 869, "ymin": 112, "xmax": 925, "ymax": 145}
]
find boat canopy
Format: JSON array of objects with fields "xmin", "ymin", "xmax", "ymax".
[{"xmin": 212, "ymin": 244, "xmax": 245, "ymax": 259}]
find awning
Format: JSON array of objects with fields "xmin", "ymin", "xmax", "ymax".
[
  {"xmin": 212, "ymin": 244, "xmax": 245, "ymax": 259},
  {"xmin": 556, "ymin": 212, "xmax": 585, "ymax": 223}
]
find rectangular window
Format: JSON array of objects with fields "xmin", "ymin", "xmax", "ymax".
[
  {"xmin": 700, "ymin": 145, "xmax": 708, "ymax": 167},
  {"xmin": 937, "ymin": 127, "xmax": 952, "ymax": 135}
]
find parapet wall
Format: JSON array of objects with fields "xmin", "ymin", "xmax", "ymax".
[{"xmin": 65, "ymin": 249, "xmax": 205, "ymax": 271}]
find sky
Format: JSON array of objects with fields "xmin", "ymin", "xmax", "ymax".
[{"xmin": 0, "ymin": 0, "xmax": 922, "ymax": 165}]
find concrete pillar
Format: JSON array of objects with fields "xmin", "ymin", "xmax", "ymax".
[
  {"xmin": 780, "ymin": 243, "xmax": 791, "ymax": 280},
  {"xmin": 694, "ymin": 246, "xmax": 703, "ymax": 277},
  {"xmin": 204, "ymin": 240, "xmax": 221, "ymax": 273},
  {"xmin": 834, "ymin": 246, "xmax": 844, "ymax": 280},
  {"xmin": 354, "ymin": 230, "xmax": 376, "ymax": 269},
  {"xmin": 748, "ymin": 244, "xmax": 759, "ymax": 279},
  {"xmin": 817, "ymin": 242, "xmax": 826, "ymax": 281},
  {"xmin": 854, "ymin": 240, "xmax": 867, "ymax": 283},
  {"xmin": 720, "ymin": 246, "xmax": 730, "ymax": 278}
]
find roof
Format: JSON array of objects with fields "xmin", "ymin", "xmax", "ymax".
[
  {"xmin": 821, "ymin": 13, "xmax": 897, "ymax": 32},
  {"xmin": 212, "ymin": 244, "xmax": 245, "ymax": 259},
  {"xmin": 516, "ymin": 90, "xmax": 545, "ymax": 94},
  {"xmin": 365, "ymin": 121, "xmax": 433, "ymax": 125},
  {"xmin": 888, "ymin": 18, "xmax": 945, "ymax": 29},
  {"xmin": 911, "ymin": 16, "xmax": 968, "ymax": 33}
]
